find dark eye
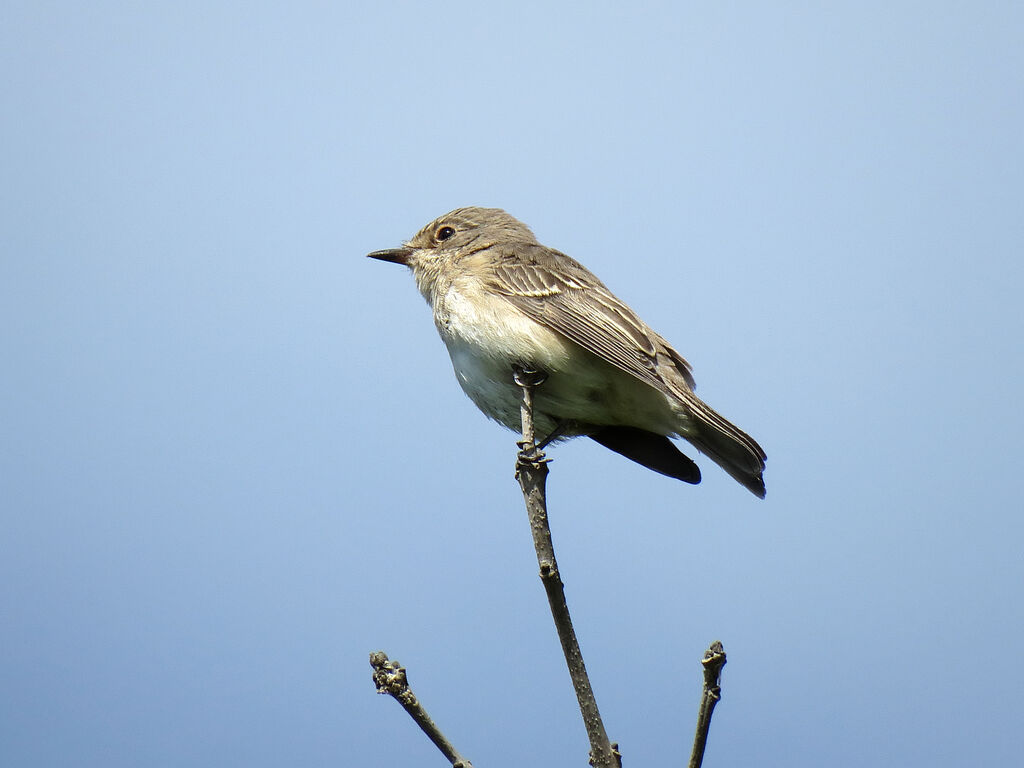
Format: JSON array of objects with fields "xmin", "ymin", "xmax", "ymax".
[{"xmin": 436, "ymin": 226, "xmax": 456, "ymax": 241}]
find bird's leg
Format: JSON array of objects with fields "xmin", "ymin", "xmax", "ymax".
[
  {"xmin": 536, "ymin": 419, "xmax": 575, "ymax": 451},
  {"xmin": 512, "ymin": 365, "xmax": 549, "ymax": 468}
]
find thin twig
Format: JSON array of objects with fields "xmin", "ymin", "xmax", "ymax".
[
  {"xmin": 369, "ymin": 651, "xmax": 474, "ymax": 768},
  {"xmin": 688, "ymin": 640, "xmax": 727, "ymax": 768},
  {"xmin": 512, "ymin": 367, "xmax": 621, "ymax": 768}
]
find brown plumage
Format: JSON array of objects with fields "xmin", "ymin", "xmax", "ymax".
[{"xmin": 368, "ymin": 207, "xmax": 767, "ymax": 497}]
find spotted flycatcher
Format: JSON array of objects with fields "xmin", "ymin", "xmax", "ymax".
[{"xmin": 368, "ymin": 207, "xmax": 766, "ymax": 497}]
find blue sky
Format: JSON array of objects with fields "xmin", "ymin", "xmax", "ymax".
[{"xmin": 2, "ymin": 2, "xmax": 1022, "ymax": 766}]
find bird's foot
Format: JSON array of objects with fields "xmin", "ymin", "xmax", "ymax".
[{"xmin": 516, "ymin": 440, "xmax": 549, "ymax": 474}]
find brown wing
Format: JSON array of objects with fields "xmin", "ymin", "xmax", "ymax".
[
  {"xmin": 483, "ymin": 241, "xmax": 767, "ymax": 497},
  {"xmin": 483, "ymin": 243, "xmax": 695, "ymax": 394}
]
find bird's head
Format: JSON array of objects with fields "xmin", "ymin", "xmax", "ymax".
[{"xmin": 367, "ymin": 207, "xmax": 537, "ymax": 297}]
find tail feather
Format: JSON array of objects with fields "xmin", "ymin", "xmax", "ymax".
[{"xmin": 681, "ymin": 395, "xmax": 767, "ymax": 498}]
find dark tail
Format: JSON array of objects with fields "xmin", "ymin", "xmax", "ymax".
[
  {"xmin": 590, "ymin": 426, "xmax": 701, "ymax": 484},
  {"xmin": 681, "ymin": 395, "xmax": 767, "ymax": 498}
]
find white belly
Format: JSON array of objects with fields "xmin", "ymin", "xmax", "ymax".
[{"xmin": 435, "ymin": 285, "xmax": 681, "ymax": 437}]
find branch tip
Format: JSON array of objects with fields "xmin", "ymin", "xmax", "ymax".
[
  {"xmin": 368, "ymin": 651, "xmax": 473, "ymax": 767},
  {"xmin": 688, "ymin": 641, "xmax": 727, "ymax": 768}
]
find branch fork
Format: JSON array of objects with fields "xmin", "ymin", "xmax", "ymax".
[{"xmin": 370, "ymin": 366, "xmax": 729, "ymax": 768}]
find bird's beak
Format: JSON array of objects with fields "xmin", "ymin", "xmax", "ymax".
[{"xmin": 367, "ymin": 247, "xmax": 413, "ymax": 266}]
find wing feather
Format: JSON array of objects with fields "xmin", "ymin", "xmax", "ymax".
[
  {"xmin": 484, "ymin": 243, "xmax": 695, "ymax": 394},
  {"xmin": 479, "ymin": 241, "xmax": 766, "ymax": 496}
]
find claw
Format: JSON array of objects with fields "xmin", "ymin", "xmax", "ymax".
[{"xmin": 516, "ymin": 450, "xmax": 549, "ymax": 477}]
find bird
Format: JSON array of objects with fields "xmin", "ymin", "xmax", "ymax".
[{"xmin": 367, "ymin": 207, "xmax": 766, "ymax": 497}]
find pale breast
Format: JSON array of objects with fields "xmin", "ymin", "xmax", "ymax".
[{"xmin": 433, "ymin": 278, "xmax": 685, "ymax": 437}]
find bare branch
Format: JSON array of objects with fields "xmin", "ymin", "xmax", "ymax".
[
  {"xmin": 369, "ymin": 651, "xmax": 474, "ymax": 768},
  {"xmin": 512, "ymin": 366, "xmax": 621, "ymax": 768},
  {"xmin": 369, "ymin": 370, "xmax": 732, "ymax": 768},
  {"xmin": 688, "ymin": 640, "xmax": 727, "ymax": 768}
]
